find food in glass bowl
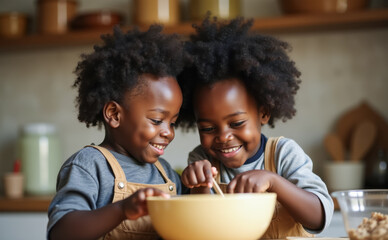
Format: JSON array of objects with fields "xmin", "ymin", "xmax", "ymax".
[
  {"xmin": 347, "ymin": 212, "xmax": 388, "ymax": 240},
  {"xmin": 332, "ymin": 189, "xmax": 388, "ymax": 240}
]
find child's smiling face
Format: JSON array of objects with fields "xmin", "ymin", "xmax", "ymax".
[
  {"xmin": 193, "ymin": 78, "xmax": 269, "ymax": 168},
  {"xmin": 110, "ymin": 74, "xmax": 182, "ymax": 164}
]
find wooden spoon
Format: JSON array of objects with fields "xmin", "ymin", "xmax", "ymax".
[
  {"xmin": 350, "ymin": 120, "xmax": 377, "ymax": 162},
  {"xmin": 212, "ymin": 178, "xmax": 224, "ymax": 197},
  {"xmin": 324, "ymin": 133, "xmax": 345, "ymax": 162}
]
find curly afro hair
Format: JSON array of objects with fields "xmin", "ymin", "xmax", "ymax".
[
  {"xmin": 73, "ymin": 25, "xmax": 187, "ymax": 128},
  {"xmin": 176, "ymin": 16, "xmax": 301, "ymax": 130}
]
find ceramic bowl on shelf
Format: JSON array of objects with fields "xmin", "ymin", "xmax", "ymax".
[
  {"xmin": 279, "ymin": 0, "xmax": 370, "ymax": 14},
  {"xmin": 147, "ymin": 193, "xmax": 276, "ymax": 240},
  {"xmin": 71, "ymin": 11, "xmax": 123, "ymax": 30},
  {"xmin": 331, "ymin": 189, "xmax": 388, "ymax": 237}
]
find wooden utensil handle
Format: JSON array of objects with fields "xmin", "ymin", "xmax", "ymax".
[{"xmin": 212, "ymin": 178, "xmax": 224, "ymax": 197}]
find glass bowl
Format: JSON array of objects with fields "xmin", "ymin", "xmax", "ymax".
[{"xmin": 331, "ymin": 189, "xmax": 388, "ymax": 235}]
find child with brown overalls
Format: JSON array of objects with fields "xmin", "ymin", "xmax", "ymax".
[
  {"xmin": 47, "ymin": 25, "xmax": 188, "ymax": 240},
  {"xmin": 177, "ymin": 16, "xmax": 334, "ymax": 239}
]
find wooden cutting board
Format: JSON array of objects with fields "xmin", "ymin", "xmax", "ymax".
[{"xmin": 335, "ymin": 101, "xmax": 388, "ymax": 155}]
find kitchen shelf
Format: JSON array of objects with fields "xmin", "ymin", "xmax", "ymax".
[
  {"xmin": 0, "ymin": 195, "xmax": 52, "ymax": 212},
  {"xmin": 0, "ymin": 8, "xmax": 387, "ymax": 52}
]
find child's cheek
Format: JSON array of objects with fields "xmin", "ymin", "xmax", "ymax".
[
  {"xmin": 199, "ymin": 134, "xmax": 213, "ymax": 149},
  {"xmin": 139, "ymin": 124, "xmax": 158, "ymax": 142}
]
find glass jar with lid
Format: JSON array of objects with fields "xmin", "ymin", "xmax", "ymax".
[{"xmin": 20, "ymin": 123, "xmax": 62, "ymax": 195}]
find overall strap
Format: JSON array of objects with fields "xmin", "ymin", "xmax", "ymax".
[
  {"xmin": 85, "ymin": 145, "xmax": 127, "ymax": 182},
  {"xmin": 154, "ymin": 160, "xmax": 173, "ymax": 184},
  {"xmin": 264, "ymin": 137, "xmax": 284, "ymax": 173}
]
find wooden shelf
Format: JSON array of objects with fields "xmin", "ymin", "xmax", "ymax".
[
  {"xmin": 250, "ymin": 8, "xmax": 388, "ymax": 32},
  {"xmin": 0, "ymin": 195, "xmax": 53, "ymax": 212},
  {"xmin": 0, "ymin": 8, "xmax": 387, "ymax": 52}
]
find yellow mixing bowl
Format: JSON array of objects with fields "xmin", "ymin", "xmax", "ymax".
[{"xmin": 147, "ymin": 193, "xmax": 276, "ymax": 240}]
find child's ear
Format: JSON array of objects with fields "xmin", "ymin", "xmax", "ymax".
[
  {"xmin": 259, "ymin": 107, "xmax": 270, "ymax": 125},
  {"xmin": 103, "ymin": 101, "xmax": 122, "ymax": 128}
]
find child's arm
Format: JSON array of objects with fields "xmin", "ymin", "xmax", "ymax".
[
  {"xmin": 228, "ymin": 170, "xmax": 324, "ymax": 230},
  {"xmin": 49, "ymin": 188, "xmax": 169, "ymax": 240},
  {"xmin": 181, "ymin": 160, "xmax": 218, "ymax": 194}
]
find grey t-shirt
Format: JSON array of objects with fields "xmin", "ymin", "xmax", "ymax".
[
  {"xmin": 188, "ymin": 137, "xmax": 334, "ymax": 233},
  {"xmin": 47, "ymin": 146, "xmax": 184, "ymax": 238}
]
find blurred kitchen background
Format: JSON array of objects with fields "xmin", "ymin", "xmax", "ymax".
[{"xmin": 0, "ymin": 0, "xmax": 387, "ymax": 239}]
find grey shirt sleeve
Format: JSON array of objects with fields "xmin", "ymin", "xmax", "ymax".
[
  {"xmin": 47, "ymin": 149, "xmax": 105, "ymax": 238},
  {"xmin": 275, "ymin": 138, "xmax": 334, "ymax": 233}
]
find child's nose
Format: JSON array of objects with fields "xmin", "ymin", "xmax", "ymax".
[
  {"xmin": 160, "ymin": 126, "xmax": 174, "ymax": 139},
  {"xmin": 216, "ymin": 131, "xmax": 234, "ymax": 143}
]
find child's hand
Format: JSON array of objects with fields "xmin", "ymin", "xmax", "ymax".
[
  {"xmin": 227, "ymin": 170, "xmax": 275, "ymax": 193},
  {"xmin": 181, "ymin": 160, "xmax": 218, "ymax": 189},
  {"xmin": 122, "ymin": 188, "xmax": 170, "ymax": 220}
]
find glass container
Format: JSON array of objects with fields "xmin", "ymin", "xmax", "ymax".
[
  {"xmin": 332, "ymin": 189, "xmax": 388, "ymax": 236},
  {"xmin": 20, "ymin": 123, "xmax": 62, "ymax": 195}
]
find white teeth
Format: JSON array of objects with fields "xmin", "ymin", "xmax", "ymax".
[
  {"xmin": 152, "ymin": 144, "xmax": 165, "ymax": 150},
  {"xmin": 220, "ymin": 146, "xmax": 239, "ymax": 153}
]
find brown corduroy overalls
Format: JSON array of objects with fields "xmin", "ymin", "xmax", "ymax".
[{"xmin": 90, "ymin": 146, "xmax": 176, "ymax": 240}]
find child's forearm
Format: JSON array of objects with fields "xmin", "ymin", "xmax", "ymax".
[
  {"xmin": 269, "ymin": 175, "xmax": 324, "ymax": 230},
  {"xmin": 49, "ymin": 201, "xmax": 126, "ymax": 240}
]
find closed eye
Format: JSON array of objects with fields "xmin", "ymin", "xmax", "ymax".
[
  {"xmin": 151, "ymin": 119, "xmax": 162, "ymax": 125},
  {"xmin": 230, "ymin": 121, "xmax": 245, "ymax": 128},
  {"xmin": 198, "ymin": 126, "xmax": 215, "ymax": 133}
]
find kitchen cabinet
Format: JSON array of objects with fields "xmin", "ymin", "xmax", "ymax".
[{"xmin": 0, "ymin": 8, "xmax": 387, "ymax": 52}]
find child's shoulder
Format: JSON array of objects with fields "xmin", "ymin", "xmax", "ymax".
[
  {"xmin": 269, "ymin": 136, "xmax": 307, "ymax": 159},
  {"xmin": 273, "ymin": 137, "xmax": 310, "ymax": 163},
  {"xmin": 62, "ymin": 146, "xmax": 107, "ymax": 169},
  {"xmin": 272, "ymin": 136, "xmax": 302, "ymax": 150}
]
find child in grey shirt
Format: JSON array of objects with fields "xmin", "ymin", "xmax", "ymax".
[{"xmin": 177, "ymin": 15, "xmax": 334, "ymax": 239}]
